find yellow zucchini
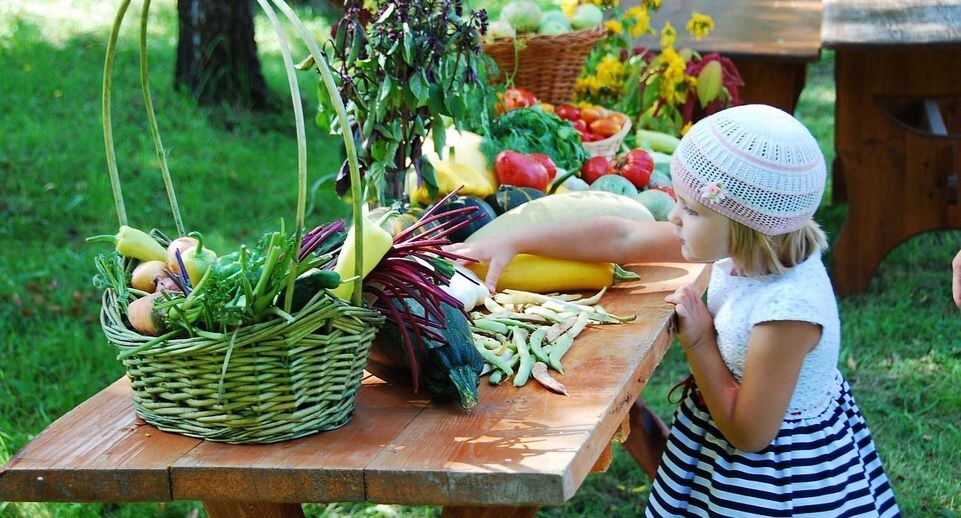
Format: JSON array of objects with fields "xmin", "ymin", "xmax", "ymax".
[{"xmin": 468, "ymin": 254, "xmax": 614, "ymax": 293}]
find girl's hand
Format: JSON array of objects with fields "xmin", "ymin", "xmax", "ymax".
[
  {"xmin": 665, "ymin": 283, "xmax": 715, "ymax": 351},
  {"xmin": 443, "ymin": 236, "xmax": 518, "ymax": 293}
]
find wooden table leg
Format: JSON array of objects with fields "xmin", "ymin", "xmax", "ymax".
[
  {"xmin": 203, "ymin": 501, "xmax": 305, "ymax": 518},
  {"xmin": 621, "ymin": 398, "xmax": 670, "ymax": 480},
  {"xmin": 832, "ymin": 47, "xmax": 961, "ymax": 294},
  {"xmin": 442, "ymin": 506, "xmax": 539, "ymax": 518},
  {"xmin": 732, "ymin": 59, "xmax": 809, "ymax": 114}
]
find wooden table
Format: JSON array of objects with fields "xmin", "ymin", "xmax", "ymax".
[
  {"xmin": 0, "ymin": 262, "xmax": 709, "ymax": 517},
  {"xmin": 823, "ymin": 0, "xmax": 961, "ymax": 294},
  {"xmin": 633, "ymin": 0, "xmax": 823, "ymax": 113}
]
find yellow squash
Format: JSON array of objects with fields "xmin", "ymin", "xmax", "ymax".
[{"xmin": 468, "ymin": 254, "xmax": 614, "ymax": 293}]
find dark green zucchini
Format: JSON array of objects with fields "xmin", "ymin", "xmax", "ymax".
[
  {"xmin": 371, "ymin": 298, "xmax": 483, "ymax": 409},
  {"xmin": 282, "ymin": 269, "xmax": 341, "ymax": 312}
]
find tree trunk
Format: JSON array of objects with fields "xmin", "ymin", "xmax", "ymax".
[{"xmin": 175, "ymin": 0, "xmax": 271, "ymax": 110}]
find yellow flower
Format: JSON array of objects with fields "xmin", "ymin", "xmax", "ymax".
[
  {"xmin": 605, "ymin": 20, "xmax": 624, "ymax": 35},
  {"xmin": 679, "ymin": 121, "xmax": 693, "ymax": 136},
  {"xmin": 660, "ymin": 22, "xmax": 677, "ymax": 49},
  {"xmin": 686, "ymin": 12, "xmax": 715, "ymax": 40},
  {"xmin": 658, "ymin": 47, "xmax": 686, "ymax": 83},
  {"xmin": 626, "ymin": 7, "xmax": 651, "ymax": 37},
  {"xmin": 560, "ymin": 0, "xmax": 578, "ymax": 19},
  {"xmin": 643, "ymin": 0, "xmax": 662, "ymax": 9},
  {"xmin": 660, "ymin": 77, "xmax": 686, "ymax": 106}
]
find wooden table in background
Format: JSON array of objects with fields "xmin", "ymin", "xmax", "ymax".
[
  {"xmin": 0, "ymin": 262, "xmax": 709, "ymax": 517},
  {"xmin": 823, "ymin": 0, "xmax": 961, "ymax": 294},
  {"xmin": 633, "ymin": 0, "xmax": 823, "ymax": 113}
]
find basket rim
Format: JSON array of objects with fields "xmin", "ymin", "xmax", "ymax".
[{"xmin": 483, "ymin": 24, "xmax": 607, "ymax": 50}]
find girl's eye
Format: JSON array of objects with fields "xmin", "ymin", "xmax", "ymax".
[{"xmin": 684, "ymin": 207, "xmax": 699, "ymax": 216}]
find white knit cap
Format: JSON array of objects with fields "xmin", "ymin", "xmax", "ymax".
[{"xmin": 671, "ymin": 104, "xmax": 826, "ymax": 235}]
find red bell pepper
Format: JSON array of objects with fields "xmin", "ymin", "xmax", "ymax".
[{"xmin": 495, "ymin": 151, "xmax": 550, "ymax": 191}]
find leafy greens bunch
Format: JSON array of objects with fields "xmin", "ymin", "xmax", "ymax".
[{"xmin": 322, "ymin": 0, "xmax": 497, "ymax": 204}]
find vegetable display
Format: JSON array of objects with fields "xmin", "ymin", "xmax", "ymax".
[
  {"xmin": 480, "ymin": 107, "xmax": 591, "ymax": 175},
  {"xmin": 470, "ymin": 287, "xmax": 634, "ymax": 393}
]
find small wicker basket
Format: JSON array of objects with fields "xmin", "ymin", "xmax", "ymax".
[
  {"xmin": 97, "ymin": 0, "xmax": 383, "ymax": 443},
  {"xmin": 484, "ymin": 25, "xmax": 606, "ymax": 105},
  {"xmin": 583, "ymin": 115, "xmax": 632, "ymax": 161}
]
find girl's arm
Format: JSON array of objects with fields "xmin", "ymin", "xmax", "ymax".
[
  {"xmin": 446, "ymin": 216, "xmax": 686, "ymax": 291},
  {"xmin": 667, "ymin": 285, "xmax": 821, "ymax": 452}
]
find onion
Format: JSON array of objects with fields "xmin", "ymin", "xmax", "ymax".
[
  {"xmin": 127, "ymin": 292, "xmax": 166, "ymax": 336},
  {"xmin": 130, "ymin": 260, "xmax": 167, "ymax": 292}
]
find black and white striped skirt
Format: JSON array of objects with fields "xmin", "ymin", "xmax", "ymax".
[{"xmin": 646, "ymin": 376, "xmax": 900, "ymax": 517}]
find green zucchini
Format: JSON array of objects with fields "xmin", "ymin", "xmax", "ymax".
[
  {"xmin": 371, "ymin": 298, "xmax": 483, "ymax": 409},
  {"xmin": 282, "ymin": 269, "xmax": 341, "ymax": 312}
]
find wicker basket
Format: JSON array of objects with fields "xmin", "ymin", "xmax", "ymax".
[
  {"xmin": 583, "ymin": 115, "xmax": 632, "ymax": 161},
  {"xmin": 484, "ymin": 25, "xmax": 607, "ymax": 105},
  {"xmin": 97, "ymin": 0, "xmax": 383, "ymax": 443}
]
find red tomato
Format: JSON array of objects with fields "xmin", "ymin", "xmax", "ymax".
[
  {"xmin": 578, "ymin": 129, "xmax": 598, "ymax": 142},
  {"xmin": 555, "ymin": 104, "xmax": 581, "ymax": 122},
  {"xmin": 619, "ymin": 162, "xmax": 652, "ymax": 189},
  {"xmin": 581, "ymin": 156, "xmax": 612, "ymax": 184},
  {"xmin": 619, "ymin": 149, "xmax": 654, "ymax": 189},
  {"xmin": 495, "ymin": 150, "xmax": 550, "ymax": 191},
  {"xmin": 571, "ymin": 119, "xmax": 588, "ymax": 132},
  {"xmin": 529, "ymin": 153, "xmax": 557, "ymax": 181},
  {"xmin": 497, "ymin": 88, "xmax": 539, "ymax": 113}
]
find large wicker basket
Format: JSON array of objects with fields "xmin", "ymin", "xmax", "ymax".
[
  {"xmin": 484, "ymin": 26, "xmax": 606, "ymax": 105},
  {"xmin": 97, "ymin": 0, "xmax": 382, "ymax": 443}
]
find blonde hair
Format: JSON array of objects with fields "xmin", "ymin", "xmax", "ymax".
[{"xmin": 728, "ymin": 219, "xmax": 828, "ymax": 277}]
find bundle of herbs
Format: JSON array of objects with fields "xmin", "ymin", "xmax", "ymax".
[{"xmin": 321, "ymin": 0, "xmax": 497, "ymax": 204}]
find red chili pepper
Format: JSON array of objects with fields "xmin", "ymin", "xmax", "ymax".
[{"xmin": 495, "ymin": 151, "xmax": 550, "ymax": 191}]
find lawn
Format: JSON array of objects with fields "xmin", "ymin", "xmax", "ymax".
[{"xmin": 1, "ymin": 1, "xmax": 959, "ymax": 517}]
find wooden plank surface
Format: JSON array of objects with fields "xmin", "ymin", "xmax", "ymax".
[
  {"xmin": 0, "ymin": 377, "xmax": 201, "ymax": 502},
  {"xmin": 0, "ymin": 262, "xmax": 708, "ymax": 507},
  {"xmin": 822, "ymin": 0, "xmax": 961, "ymax": 48},
  {"xmin": 171, "ymin": 377, "xmax": 430, "ymax": 503},
  {"xmin": 364, "ymin": 263, "xmax": 709, "ymax": 506},
  {"xmin": 633, "ymin": 0, "xmax": 823, "ymax": 60}
]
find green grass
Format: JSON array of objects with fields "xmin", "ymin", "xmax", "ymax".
[{"xmin": 1, "ymin": 3, "xmax": 959, "ymax": 517}]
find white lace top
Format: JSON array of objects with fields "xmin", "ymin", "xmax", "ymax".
[{"xmin": 707, "ymin": 251, "xmax": 842, "ymax": 419}]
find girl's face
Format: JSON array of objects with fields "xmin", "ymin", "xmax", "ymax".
[{"xmin": 667, "ymin": 184, "xmax": 731, "ymax": 263}]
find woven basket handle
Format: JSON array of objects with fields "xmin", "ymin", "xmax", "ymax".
[{"xmin": 102, "ymin": 0, "xmax": 368, "ymax": 308}]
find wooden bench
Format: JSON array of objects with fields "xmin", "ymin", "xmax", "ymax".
[
  {"xmin": 823, "ymin": 0, "xmax": 961, "ymax": 294},
  {"xmin": 0, "ymin": 262, "xmax": 709, "ymax": 517},
  {"xmin": 633, "ymin": 0, "xmax": 823, "ymax": 113}
]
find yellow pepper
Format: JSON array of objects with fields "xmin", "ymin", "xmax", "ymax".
[
  {"xmin": 330, "ymin": 214, "xmax": 395, "ymax": 301},
  {"xmin": 409, "ymin": 162, "xmax": 497, "ymax": 205},
  {"xmin": 87, "ymin": 225, "xmax": 167, "ymax": 263}
]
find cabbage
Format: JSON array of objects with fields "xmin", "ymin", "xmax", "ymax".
[
  {"xmin": 500, "ymin": 0, "xmax": 542, "ymax": 33},
  {"xmin": 538, "ymin": 21, "xmax": 571, "ymax": 35},
  {"xmin": 538, "ymin": 10, "xmax": 571, "ymax": 34},
  {"xmin": 485, "ymin": 20, "xmax": 516, "ymax": 42},
  {"xmin": 570, "ymin": 4, "xmax": 603, "ymax": 30}
]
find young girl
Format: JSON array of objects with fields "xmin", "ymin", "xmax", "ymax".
[{"xmin": 449, "ymin": 105, "xmax": 900, "ymax": 516}]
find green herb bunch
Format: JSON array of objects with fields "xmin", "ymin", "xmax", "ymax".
[{"xmin": 322, "ymin": 0, "xmax": 497, "ymax": 204}]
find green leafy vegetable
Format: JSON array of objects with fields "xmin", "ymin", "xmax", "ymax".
[{"xmin": 480, "ymin": 107, "xmax": 590, "ymax": 174}]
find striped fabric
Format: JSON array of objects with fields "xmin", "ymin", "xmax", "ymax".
[{"xmin": 646, "ymin": 377, "xmax": 900, "ymax": 517}]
